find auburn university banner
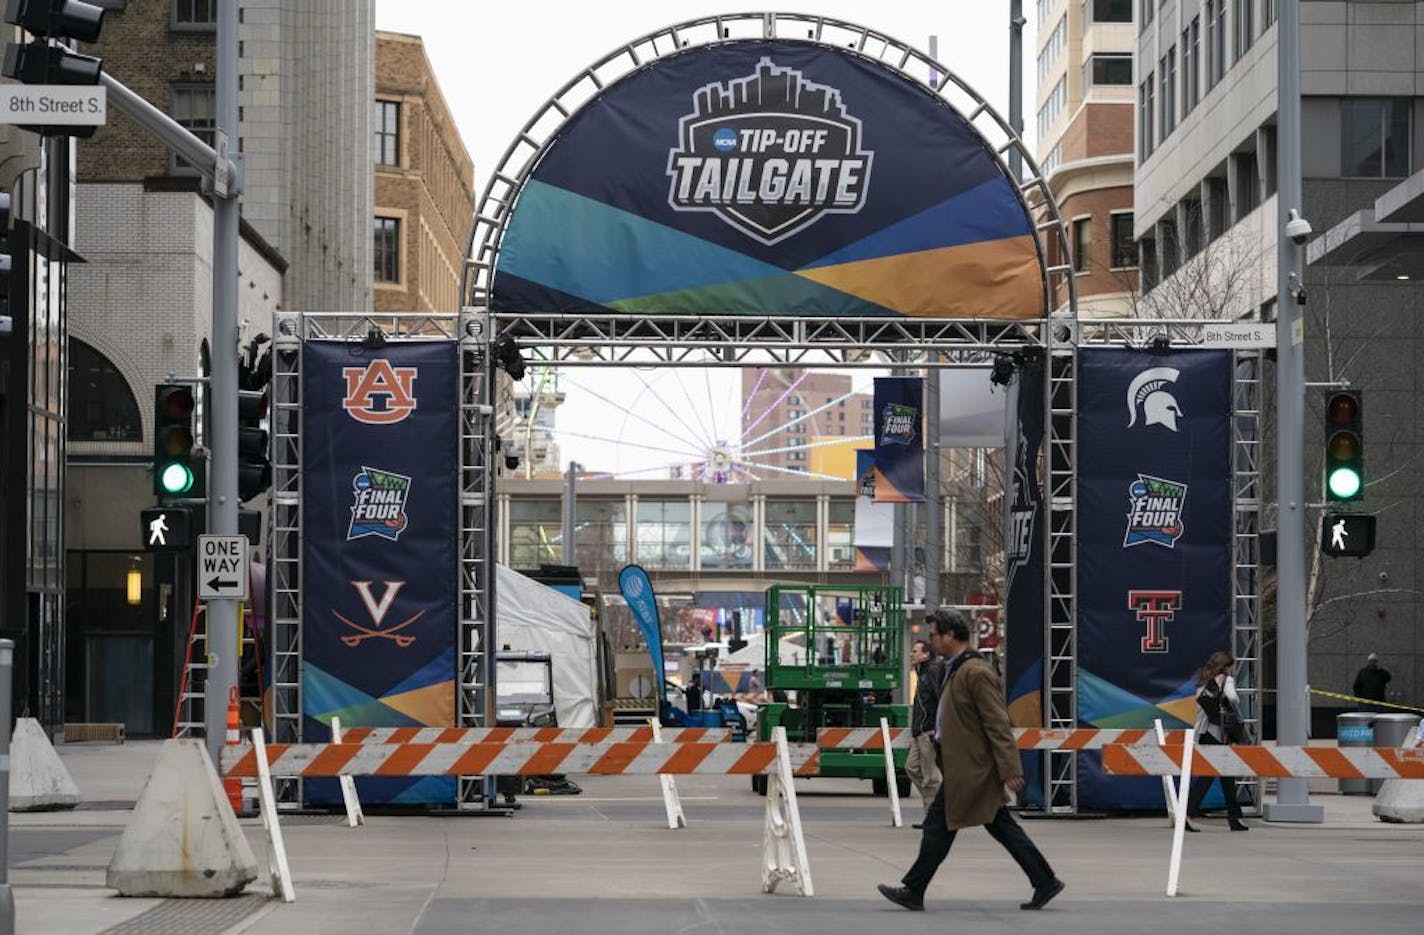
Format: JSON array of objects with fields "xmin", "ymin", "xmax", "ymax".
[
  {"xmin": 492, "ymin": 41, "xmax": 1044, "ymax": 320},
  {"xmin": 301, "ymin": 340, "xmax": 458, "ymax": 805},
  {"xmin": 1076, "ymin": 349, "xmax": 1232, "ymax": 810}
]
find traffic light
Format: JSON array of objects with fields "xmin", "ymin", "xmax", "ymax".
[
  {"xmin": 1323, "ymin": 389, "xmax": 1363, "ymax": 502},
  {"xmin": 237, "ymin": 390, "xmax": 270, "ymax": 503},
  {"xmin": 153, "ymin": 383, "xmax": 202, "ymax": 498},
  {"xmin": 2, "ymin": 0, "xmax": 106, "ymax": 137}
]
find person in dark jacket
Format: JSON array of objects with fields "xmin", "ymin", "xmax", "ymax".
[
  {"xmin": 878, "ymin": 609, "xmax": 1064, "ymax": 913},
  {"xmin": 1353, "ymin": 653, "xmax": 1391, "ymax": 711},
  {"xmin": 905, "ymin": 638, "xmax": 943, "ymax": 826}
]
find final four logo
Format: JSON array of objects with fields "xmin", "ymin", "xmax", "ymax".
[
  {"xmin": 1123, "ymin": 474, "xmax": 1187, "ymax": 548},
  {"xmin": 879, "ymin": 403, "xmax": 918, "ymax": 446},
  {"xmin": 348, "ymin": 466, "xmax": 411, "ymax": 541},
  {"xmin": 667, "ymin": 58, "xmax": 874, "ymax": 244}
]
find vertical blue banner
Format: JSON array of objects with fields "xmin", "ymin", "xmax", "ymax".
[
  {"xmin": 872, "ymin": 376, "xmax": 924, "ymax": 502},
  {"xmin": 302, "ymin": 340, "xmax": 458, "ymax": 806},
  {"xmin": 618, "ymin": 564, "xmax": 666, "ymax": 705},
  {"xmin": 853, "ymin": 450, "xmax": 892, "ymax": 571},
  {"xmin": 1004, "ymin": 362, "xmax": 1046, "ymax": 732},
  {"xmin": 1076, "ymin": 349, "xmax": 1233, "ymax": 810}
]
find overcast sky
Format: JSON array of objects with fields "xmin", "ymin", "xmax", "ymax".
[{"xmin": 372, "ymin": 1, "xmax": 1036, "ymax": 475}]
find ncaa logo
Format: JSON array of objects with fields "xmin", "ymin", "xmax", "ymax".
[
  {"xmin": 712, "ymin": 128, "xmax": 738, "ymax": 152},
  {"xmin": 343, "ymin": 360, "xmax": 418, "ymax": 424}
]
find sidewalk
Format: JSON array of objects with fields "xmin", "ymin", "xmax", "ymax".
[{"xmin": 9, "ymin": 741, "xmax": 1421, "ymax": 935}]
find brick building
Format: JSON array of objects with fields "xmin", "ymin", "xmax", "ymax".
[
  {"xmin": 373, "ymin": 31, "xmax": 475, "ymax": 314},
  {"xmin": 1033, "ymin": 0, "xmax": 1137, "ymax": 316},
  {"xmin": 739, "ymin": 369, "xmax": 872, "ymax": 476}
]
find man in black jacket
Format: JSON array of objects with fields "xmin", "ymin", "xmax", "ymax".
[
  {"xmin": 1353, "ymin": 653, "xmax": 1391, "ymax": 711},
  {"xmin": 905, "ymin": 638, "xmax": 943, "ymax": 827}
]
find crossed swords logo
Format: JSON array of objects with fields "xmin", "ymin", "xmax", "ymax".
[{"xmin": 334, "ymin": 580, "xmax": 423, "ymax": 648}]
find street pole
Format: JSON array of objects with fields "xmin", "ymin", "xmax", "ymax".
[
  {"xmin": 203, "ymin": 0, "xmax": 243, "ymax": 765},
  {"xmin": 924, "ymin": 368, "xmax": 942, "ymax": 615},
  {"xmin": 0, "ymin": 639, "xmax": 14, "ymax": 935},
  {"xmin": 1008, "ymin": 0, "xmax": 1025, "ymax": 181},
  {"xmin": 562, "ymin": 461, "xmax": 580, "ymax": 565},
  {"xmin": 1264, "ymin": 0, "xmax": 1322, "ymax": 823}
]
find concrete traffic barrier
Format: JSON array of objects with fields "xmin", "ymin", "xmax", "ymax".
[
  {"xmin": 106, "ymin": 739, "xmax": 258, "ymax": 898},
  {"xmin": 8, "ymin": 717, "xmax": 80, "ymax": 811},
  {"xmin": 1373, "ymin": 727, "xmax": 1424, "ymax": 824}
]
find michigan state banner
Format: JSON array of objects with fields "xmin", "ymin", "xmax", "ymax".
[
  {"xmin": 301, "ymin": 340, "xmax": 459, "ymax": 806},
  {"xmin": 1076, "ymin": 348, "xmax": 1232, "ymax": 810}
]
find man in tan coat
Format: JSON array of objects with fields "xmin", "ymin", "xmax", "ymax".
[{"xmin": 878, "ymin": 608, "xmax": 1064, "ymax": 912}]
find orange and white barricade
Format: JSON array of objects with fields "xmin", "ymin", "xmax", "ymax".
[
  {"xmin": 337, "ymin": 725, "xmax": 731, "ymax": 745},
  {"xmin": 815, "ymin": 726, "xmax": 1190, "ymax": 752},
  {"xmin": 1102, "ymin": 743, "xmax": 1424, "ymax": 780},
  {"xmin": 223, "ymin": 728, "xmax": 818, "ymax": 897}
]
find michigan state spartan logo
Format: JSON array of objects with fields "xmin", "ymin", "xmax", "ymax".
[{"xmin": 667, "ymin": 58, "xmax": 874, "ymax": 244}]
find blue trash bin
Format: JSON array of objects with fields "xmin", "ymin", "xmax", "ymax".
[{"xmin": 1337, "ymin": 712, "xmax": 1374, "ymax": 795}]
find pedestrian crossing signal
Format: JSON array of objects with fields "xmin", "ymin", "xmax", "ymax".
[{"xmin": 1321, "ymin": 512, "xmax": 1375, "ymax": 559}]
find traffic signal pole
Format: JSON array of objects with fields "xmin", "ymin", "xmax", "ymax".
[
  {"xmin": 97, "ymin": 1, "xmax": 243, "ymax": 765},
  {"xmin": 1265, "ymin": 0, "xmax": 1322, "ymax": 823}
]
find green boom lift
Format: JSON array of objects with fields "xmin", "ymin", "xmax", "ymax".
[{"xmin": 753, "ymin": 583, "xmax": 911, "ymax": 796}]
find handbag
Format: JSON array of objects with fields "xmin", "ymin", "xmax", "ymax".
[{"xmin": 1197, "ymin": 678, "xmax": 1247, "ymax": 743}]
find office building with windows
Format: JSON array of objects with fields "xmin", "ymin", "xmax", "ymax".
[
  {"xmin": 62, "ymin": 1, "xmax": 373, "ymax": 734},
  {"xmin": 373, "ymin": 31, "xmax": 475, "ymax": 314},
  {"xmin": 739, "ymin": 369, "xmax": 873, "ymax": 475},
  {"xmin": 1033, "ymin": 0, "xmax": 1137, "ymax": 316},
  {"xmin": 1136, "ymin": 2, "xmax": 1424, "ymax": 717}
]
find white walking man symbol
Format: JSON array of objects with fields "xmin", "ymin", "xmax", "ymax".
[
  {"xmin": 148, "ymin": 514, "xmax": 169, "ymax": 547},
  {"xmin": 1330, "ymin": 518, "xmax": 1348, "ymax": 551}
]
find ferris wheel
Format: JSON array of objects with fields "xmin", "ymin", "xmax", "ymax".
[{"xmin": 541, "ymin": 366, "xmax": 878, "ymax": 482}]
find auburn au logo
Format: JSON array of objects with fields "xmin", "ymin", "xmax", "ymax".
[{"xmin": 343, "ymin": 360, "xmax": 417, "ymax": 424}]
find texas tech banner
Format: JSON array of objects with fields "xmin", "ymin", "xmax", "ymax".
[
  {"xmin": 301, "ymin": 341, "xmax": 458, "ymax": 805},
  {"xmin": 1077, "ymin": 349, "xmax": 1232, "ymax": 810}
]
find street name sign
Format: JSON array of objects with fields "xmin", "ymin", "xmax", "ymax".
[
  {"xmin": 140, "ymin": 506, "xmax": 192, "ymax": 551},
  {"xmin": 1198, "ymin": 322, "xmax": 1276, "ymax": 349},
  {"xmin": 0, "ymin": 85, "xmax": 106, "ymax": 126},
  {"xmin": 197, "ymin": 534, "xmax": 249, "ymax": 600}
]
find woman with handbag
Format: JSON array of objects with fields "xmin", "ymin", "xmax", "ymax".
[{"xmin": 1185, "ymin": 650, "xmax": 1250, "ymax": 832}]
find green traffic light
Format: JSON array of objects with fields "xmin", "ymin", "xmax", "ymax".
[
  {"xmin": 158, "ymin": 461, "xmax": 194, "ymax": 495},
  {"xmin": 1327, "ymin": 466, "xmax": 1362, "ymax": 500}
]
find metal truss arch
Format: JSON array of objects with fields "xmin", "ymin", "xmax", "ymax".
[{"xmin": 459, "ymin": 10, "xmax": 1078, "ymax": 328}]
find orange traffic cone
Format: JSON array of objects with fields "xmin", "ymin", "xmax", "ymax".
[{"xmin": 223, "ymin": 687, "xmax": 247, "ymax": 815}]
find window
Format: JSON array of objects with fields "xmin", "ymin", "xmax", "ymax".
[
  {"xmin": 374, "ymin": 216, "xmax": 400, "ymax": 283},
  {"xmin": 1041, "ymin": 142, "xmax": 1062, "ymax": 176},
  {"xmin": 1037, "ymin": 76, "xmax": 1067, "ymax": 138},
  {"xmin": 1207, "ymin": 0, "xmax": 1227, "ymax": 87},
  {"xmin": 1160, "ymin": 48, "xmax": 1176, "ymax": 137},
  {"xmin": 374, "ymin": 100, "xmax": 400, "ymax": 166},
  {"xmin": 1183, "ymin": 18, "xmax": 1201, "ymax": 115},
  {"xmin": 1085, "ymin": 54, "xmax": 1132, "ymax": 87},
  {"xmin": 1037, "ymin": 16, "xmax": 1067, "ymax": 85},
  {"xmin": 574, "ymin": 499, "xmax": 627, "ymax": 570},
  {"xmin": 1235, "ymin": 0, "xmax": 1255, "ymax": 62},
  {"xmin": 1182, "ymin": 198, "xmax": 1203, "ymax": 259},
  {"xmin": 1089, "ymin": 0, "xmax": 1132, "ymax": 22},
  {"xmin": 1140, "ymin": 235, "xmax": 1158, "ymax": 291},
  {"xmin": 1264, "ymin": 0, "xmax": 1277, "ymax": 26},
  {"xmin": 507, "ymin": 499, "xmax": 562, "ymax": 567},
  {"xmin": 701, "ymin": 502, "xmax": 753, "ymax": 570},
  {"xmin": 1340, "ymin": 99, "xmax": 1411, "ymax": 179},
  {"xmin": 636, "ymin": 500, "xmax": 692, "ymax": 569},
  {"xmin": 1072, "ymin": 217, "xmax": 1091, "ymax": 273},
  {"xmin": 827, "ymin": 500, "xmax": 855, "ymax": 570},
  {"xmin": 170, "ymin": 84, "xmax": 214, "ymax": 170},
  {"xmin": 1111, "ymin": 213, "xmax": 1136, "ymax": 269},
  {"xmin": 1233, "ymin": 150, "xmax": 1260, "ymax": 218},
  {"xmin": 1037, "ymin": 0, "xmax": 1053, "ymax": 28},
  {"xmin": 1139, "ymin": 0, "xmax": 1154, "ymax": 31},
  {"xmin": 1159, "ymin": 218, "xmax": 1179, "ymax": 277},
  {"xmin": 1138, "ymin": 76, "xmax": 1155, "ymax": 160},
  {"xmin": 1206, "ymin": 177, "xmax": 1229, "ymax": 239},
  {"xmin": 764, "ymin": 499, "xmax": 817, "ymax": 570},
  {"xmin": 68, "ymin": 340, "xmax": 141, "ymax": 442},
  {"xmin": 172, "ymin": 0, "xmax": 216, "ymax": 28}
]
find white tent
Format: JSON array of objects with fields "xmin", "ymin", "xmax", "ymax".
[{"xmin": 496, "ymin": 565, "xmax": 598, "ymax": 728}]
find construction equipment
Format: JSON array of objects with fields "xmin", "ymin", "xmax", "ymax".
[{"xmin": 753, "ymin": 584, "xmax": 910, "ymax": 796}]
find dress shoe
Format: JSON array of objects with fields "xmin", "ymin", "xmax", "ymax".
[
  {"xmin": 1020, "ymin": 877, "xmax": 1065, "ymax": 911},
  {"xmin": 911, "ymin": 821, "xmax": 924, "ymax": 829},
  {"xmin": 877, "ymin": 883, "xmax": 924, "ymax": 911},
  {"xmin": 1229, "ymin": 819, "xmax": 1250, "ymax": 832},
  {"xmin": 1184, "ymin": 821, "xmax": 1200, "ymax": 833}
]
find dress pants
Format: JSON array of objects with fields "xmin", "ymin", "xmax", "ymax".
[
  {"xmin": 1185, "ymin": 733, "xmax": 1243, "ymax": 821},
  {"xmin": 904, "ymin": 734, "xmax": 942, "ymax": 813},
  {"xmin": 901, "ymin": 786, "xmax": 1056, "ymax": 898}
]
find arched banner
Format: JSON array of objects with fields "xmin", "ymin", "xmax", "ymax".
[{"xmin": 492, "ymin": 41, "xmax": 1044, "ymax": 320}]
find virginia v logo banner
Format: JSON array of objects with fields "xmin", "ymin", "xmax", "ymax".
[
  {"xmin": 1075, "ymin": 349, "xmax": 1232, "ymax": 810},
  {"xmin": 302, "ymin": 341, "xmax": 459, "ymax": 806}
]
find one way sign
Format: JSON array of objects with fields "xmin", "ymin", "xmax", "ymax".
[{"xmin": 198, "ymin": 534, "xmax": 249, "ymax": 600}]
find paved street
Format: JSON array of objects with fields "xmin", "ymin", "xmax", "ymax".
[{"xmin": 7, "ymin": 740, "xmax": 1421, "ymax": 934}]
